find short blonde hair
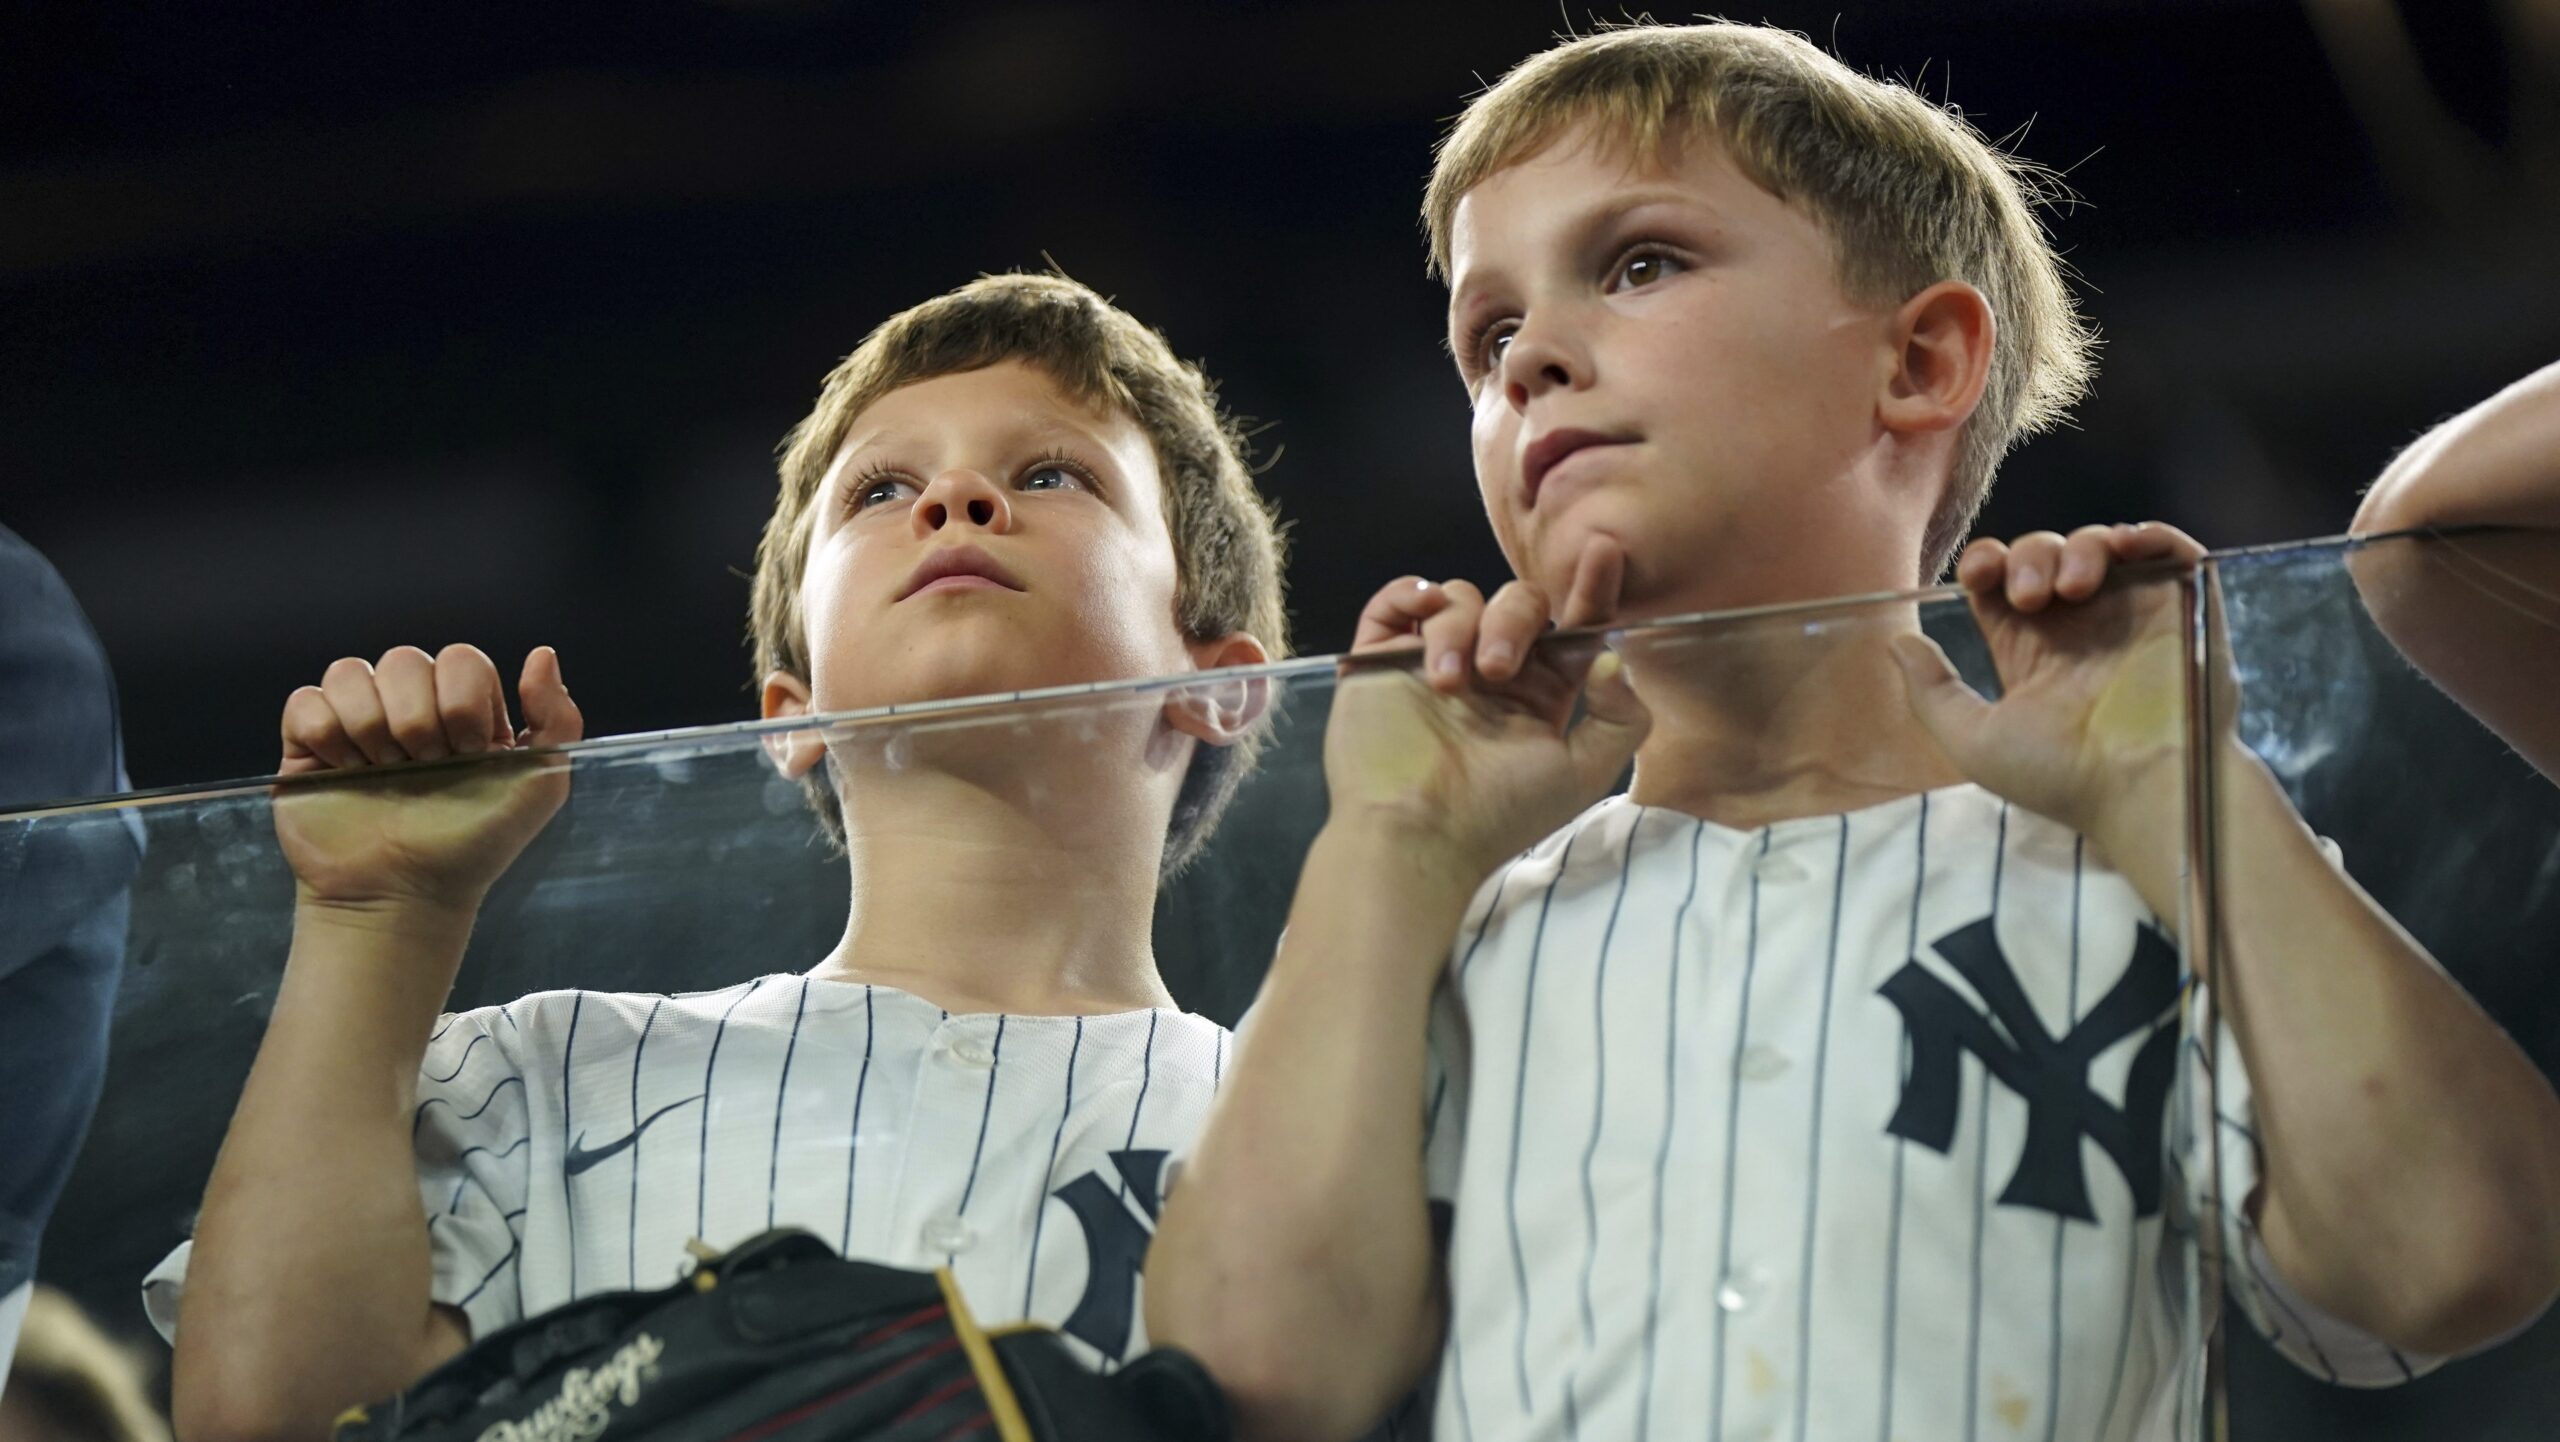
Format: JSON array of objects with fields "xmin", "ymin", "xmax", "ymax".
[
  {"xmin": 749, "ymin": 273, "xmax": 1290, "ymax": 874},
  {"xmin": 1425, "ymin": 21, "xmax": 2097, "ymax": 580}
]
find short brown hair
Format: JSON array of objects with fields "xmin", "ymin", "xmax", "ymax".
[
  {"xmin": 1425, "ymin": 21, "xmax": 2097, "ymax": 580},
  {"xmin": 749, "ymin": 273, "xmax": 1290, "ymax": 874}
]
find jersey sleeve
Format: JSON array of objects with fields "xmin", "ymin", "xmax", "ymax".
[
  {"xmin": 139, "ymin": 1006, "xmax": 537, "ymax": 1346},
  {"xmin": 413, "ymin": 1007, "xmax": 536, "ymax": 1341},
  {"xmin": 1422, "ymin": 977, "xmax": 1471, "ymax": 1208}
]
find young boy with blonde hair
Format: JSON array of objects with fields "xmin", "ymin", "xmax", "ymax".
[
  {"xmin": 147, "ymin": 272, "xmax": 1287, "ymax": 1442},
  {"xmin": 1151, "ymin": 23, "xmax": 2560, "ymax": 1442}
]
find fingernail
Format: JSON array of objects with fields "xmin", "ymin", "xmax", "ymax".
[
  {"xmin": 1433, "ymin": 651, "xmax": 1462, "ymax": 679},
  {"xmin": 2017, "ymin": 563, "xmax": 2043, "ymax": 592},
  {"xmin": 1483, "ymin": 642, "xmax": 1517, "ymax": 673}
]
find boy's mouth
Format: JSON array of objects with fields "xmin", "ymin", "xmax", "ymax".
[
  {"xmin": 1520, "ymin": 428, "xmax": 1638, "ymax": 510},
  {"xmin": 898, "ymin": 545, "xmax": 1026, "ymax": 601}
]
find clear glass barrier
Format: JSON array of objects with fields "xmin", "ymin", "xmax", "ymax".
[
  {"xmin": 2204, "ymin": 529, "xmax": 2560, "ymax": 1441},
  {"xmin": 10, "ymin": 570, "xmax": 2206, "ymax": 1436}
]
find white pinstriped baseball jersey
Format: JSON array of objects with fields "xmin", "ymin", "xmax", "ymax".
[
  {"xmin": 1419, "ymin": 784, "xmax": 2431, "ymax": 1442},
  {"xmin": 145, "ymin": 977, "xmax": 1229, "ymax": 1369}
]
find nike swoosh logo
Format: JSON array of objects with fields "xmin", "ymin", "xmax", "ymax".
[{"xmin": 564, "ymin": 1094, "xmax": 705, "ymax": 1177}]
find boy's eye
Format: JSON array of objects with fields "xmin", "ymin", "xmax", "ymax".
[
  {"xmin": 1610, "ymin": 248, "xmax": 1683, "ymax": 291},
  {"xmin": 1019, "ymin": 456, "xmax": 1097, "ymax": 494},
  {"xmin": 852, "ymin": 475, "xmax": 917, "ymax": 511},
  {"xmin": 1471, "ymin": 322, "xmax": 1518, "ymax": 376}
]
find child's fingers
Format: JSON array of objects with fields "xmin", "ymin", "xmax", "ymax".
[
  {"xmin": 1954, "ymin": 537, "xmax": 2009, "ymax": 595},
  {"xmin": 1352, "ymin": 577, "xmax": 1456, "ymax": 652},
  {"xmin": 1416, "ymin": 581, "xmax": 1487, "ymax": 692},
  {"xmin": 280, "ymin": 685, "xmax": 365, "ymax": 773},
  {"xmin": 517, "ymin": 647, "xmax": 585, "ymax": 747},
  {"xmin": 436, "ymin": 643, "xmax": 513, "ymax": 754},
  {"xmin": 1476, "ymin": 581, "xmax": 1552, "ymax": 681},
  {"xmin": 2054, "ymin": 525, "xmax": 2121, "ymax": 602},
  {"xmin": 375, "ymin": 646, "xmax": 450, "ymax": 762},
  {"xmin": 2107, "ymin": 521, "xmax": 2206, "ymax": 566},
  {"xmin": 2002, "ymin": 531, "xmax": 2069, "ymax": 612},
  {"xmin": 319, "ymin": 656, "xmax": 407, "ymax": 765},
  {"xmin": 1556, "ymin": 534, "xmax": 1627, "ymax": 630}
]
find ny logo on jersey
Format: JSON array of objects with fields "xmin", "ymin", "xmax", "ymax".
[
  {"xmin": 1050, "ymin": 1149, "xmax": 1167, "ymax": 1360},
  {"xmin": 1878, "ymin": 915, "xmax": 2181, "ymax": 1220}
]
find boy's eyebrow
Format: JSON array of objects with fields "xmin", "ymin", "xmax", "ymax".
[
  {"xmin": 830, "ymin": 423, "xmax": 916, "ymax": 468},
  {"xmin": 1557, "ymin": 185, "xmax": 1728, "ymax": 260},
  {"xmin": 1449, "ymin": 182, "xmax": 1728, "ymax": 309},
  {"xmin": 829, "ymin": 411, "xmax": 1121, "ymax": 476}
]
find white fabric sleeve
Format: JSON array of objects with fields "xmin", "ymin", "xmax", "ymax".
[
  {"xmin": 140, "ymin": 1008, "xmax": 536, "ymax": 1346},
  {"xmin": 1423, "ymin": 982, "xmax": 1470, "ymax": 1208},
  {"xmin": 412, "ymin": 1008, "xmax": 535, "ymax": 1341},
  {"xmin": 1158, "ymin": 1003, "xmax": 1250, "ymax": 1200}
]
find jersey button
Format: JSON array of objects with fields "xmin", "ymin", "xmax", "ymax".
[
  {"xmin": 1737, "ymin": 1044, "xmax": 1791, "ymax": 1081},
  {"xmin": 948, "ymin": 1037, "xmax": 997, "ymax": 1069},
  {"xmin": 924, "ymin": 1216, "xmax": 977, "ymax": 1254},
  {"xmin": 1714, "ymin": 1266, "xmax": 1769, "ymax": 1313}
]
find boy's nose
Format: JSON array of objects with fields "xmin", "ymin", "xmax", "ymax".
[
  {"xmin": 1501, "ymin": 318, "xmax": 1585, "ymax": 413},
  {"xmin": 912, "ymin": 470, "xmax": 1014, "ymax": 536}
]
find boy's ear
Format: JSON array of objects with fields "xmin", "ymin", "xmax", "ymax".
[
  {"xmin": 1879, "ymin": 279, "xmax": 1995, "ymax": 437},
  {"xmin": 1162, "ymin": 633, "xmax": 1272, "ymax": 748},
  {"xmin": 759, "ymin": 670, "xmax": 829, "ymax": 779}
]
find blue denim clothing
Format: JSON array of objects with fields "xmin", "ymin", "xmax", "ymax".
[{"xmin": 0, "ymin": 523, "xmax": 140, "ymax": 1300}]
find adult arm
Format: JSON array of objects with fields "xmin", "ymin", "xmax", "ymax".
[{"xmin": 2349, "ymin": 358, "xmax": 2560, "ymax": 781}]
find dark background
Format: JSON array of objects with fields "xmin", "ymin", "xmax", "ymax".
[
  {"xmin": 6, "ymin": 0, "xmax": 2557, "ymax": 793},
  {"xmin": 8, "ymin": 0, "xmax": 2559, "ymax": 1435}
]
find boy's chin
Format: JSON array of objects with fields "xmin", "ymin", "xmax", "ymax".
[{"xmin": 827, "ymin": 653, "xmax": 1143, "ymax": 715}]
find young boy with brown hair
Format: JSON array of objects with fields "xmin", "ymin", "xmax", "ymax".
[
  {"xmin": 146, "ymin": 272, "xmax": 1288, "ymax": 1442},
  {"xmin": 1149, "ymin": 23, "xmax": 2560, "ymax": 1442}
]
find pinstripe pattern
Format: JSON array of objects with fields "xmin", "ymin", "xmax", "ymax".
[
  {"xmin": 1563, "ymin": 812, "xmax": 1643, "ymax": 1438},
  {"xmin": 629, "ymin": 997, "xmax": 662, "ymax": 1286},
  {"xmin": 1504, "ymin": 826, "xmax": 1583, "ymax": 1413},
  {"xmin": 1023, "ymin": 1016, "xmax": 1083, "ymax": 1317},
  {"xmin": 768, "ymin": 978, "xmax": 811, "ymax": 1229},
  {"xmin": 2045, "ymin": 838, "xmax": 2086, "ymax": 1442},
  {"xmin": 1878, "ymin": 790, "xmax": 1929, "ymax": 1441},
  {"xmin": 144, "ymin": 976, "xmax": 1229, "ymax": 1372},
  {"xmin": 699, "ymin": 978, "xmax": 764, "ymax": 1237},
  {"xmin": 561, "ymin": 990, "xmax": 587, "ymax": 1300},
  {"xmin": 1707, "ymin": 827, "xmax": 1771, "ymax": 1442},
  {"xmin": 1787, "ymin": 817, "xmax": 1851, "ymax": 1442},
  {"xmin": 1963, "ymin": 806, "xmax": 2010, "ymax": 1442},
  {"xmin": 1416, "ymin": 785, "xmax": 2419, "ymax": 1442},
  {"xmin": 1634, "ymin": 816, "xmax": 1706, "ymax": 1442},
  {"xmin": 840, "ymin": 984, "xmax": 875, "ymax": 1254}
]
